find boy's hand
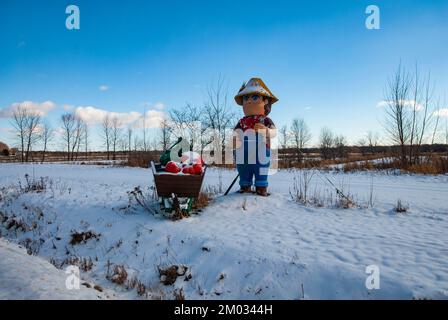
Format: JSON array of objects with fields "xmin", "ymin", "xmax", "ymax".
[{"xmin": 254, "ymin": 123, "xmax": 267, "ymax": 132}]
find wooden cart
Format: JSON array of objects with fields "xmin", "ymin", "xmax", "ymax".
[{"xmin": 150, "ymin": 161, "xmax": 206, "ymax": 213}]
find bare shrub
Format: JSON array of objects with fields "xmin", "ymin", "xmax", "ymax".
[
  {"xmin": 69, "ymin": 230, "xmax": 101, "ymax": 245},
  {"xmin": 62, "ymin": 256, "xmax": 94, "ymax": 272},
  {"xmin": 158, "ymin": 265, "xmax": 188, "ymax": 286},
  {"xmin": 18, "ymin": 237, "xmax": 44, "ymax": 255},
  {"xmin": 395, "ymin": 199, "xmax": 409, "ymax": 213},
  {"xmin": 335, "ymin": 192, "xmax": 357, "ymax": 209},
  {"xmin": 126, "ymin": 276, "xmax": 147, "ymax": 296},
  {"xmin": 5, "ymin": 216, "xmax": 30, "ymax": 232},
  {"xmin": 127, "ymin": 186, "xmax": 158, "ymax": 215},
  {"xmin": 18, "ymin": 174, "xmax": 49, "ymax": 193},
  {"xmin": 108, "ymin": 265, "xmax": 128, "ymax": 285},
  {"xmin": 173, "ymin": 288, "xmax": 185, "ymax": 300},
  {"xmin": 136, "ymin": 282, "xmax": 147, "ymax": 296},
  {"xmin": 289, "ymin": 171, "xmax": 359, "ymax": 209},
  {"xmin": 289, "ymin": 170, "xmax": 315, "ymax": 204}
]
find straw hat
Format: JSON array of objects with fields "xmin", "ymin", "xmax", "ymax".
[{"xmin": 234, "ymin": 77, "xmax": 278, "ymax": 106}]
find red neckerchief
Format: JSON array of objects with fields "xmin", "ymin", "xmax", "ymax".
[{"xmin": 239, "ymin": 115, "xmax": 265, "ymax": 131}]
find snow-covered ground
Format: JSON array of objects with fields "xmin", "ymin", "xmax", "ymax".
[
  {"xmin": 0, "ymin": 163, "xmax": 447, "ymax": 300},
  {"xmin": 0, "ymin": 238, "xmax": 118, "ymax": 299}
]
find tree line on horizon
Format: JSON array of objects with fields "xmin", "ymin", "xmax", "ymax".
[{"xmin": 3, "ymin": 66, "xmax": 448, "ymax": 166}]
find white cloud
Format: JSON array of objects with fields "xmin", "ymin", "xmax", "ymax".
[
  {"xmin": 377, "ymin": 100, "xmax": 423, "ymax": 111},
  {"xmin": 153, "ymin": 102, "xmax": 165, "ymax": 110},
  {"xmin": 75, "ymin": 106, "xmax": 166, "ymax": 128},
  {"xmin": 63, "ymin": 104, "xmax": 74, "ymax": 111},
  {"xmin": 99, "ymin": 85, "xmax": 109, "ymax": 92},
  {"xmin": 132, "ymin": 110, "xmax": 167, "ymax": 129},
  {"xmin": 433, "ymin": 108, "xmax": 448, "ymax": 117},
  {"xmin": 140, "ymin": 101, "xmax": 165, "ymax": 110},
  {"xmin": 0, "ymin": 101, "xmax": 56, "ymax": 118}
]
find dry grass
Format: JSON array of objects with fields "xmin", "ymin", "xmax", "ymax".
[
  {"xmin": 192, "ymin": 191, "xmax": 211, "ymax": 211},
  {"xmin": 343, "ymin": 156, "xmax": 448, "ymax": 174},
  {"xmin": 125, "ymin": 151, "xmax": 161, "ymax": 168}
]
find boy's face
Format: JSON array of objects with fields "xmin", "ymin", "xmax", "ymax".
[{"xmin": 242, "ymin": 94, "xmax": 268, "ymax": 116}]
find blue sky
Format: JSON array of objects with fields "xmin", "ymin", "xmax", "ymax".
[{"xmin": 1, "ymin": 0, "xmax": 447, "ymax": 149}]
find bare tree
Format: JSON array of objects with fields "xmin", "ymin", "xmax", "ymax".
[
  {"xmin": 383, "ymin": 63, "xmax": 435, "ymax": 166},
  {"xmin": 111, "ymin": 116, "xmax": 122, "ymax": 160},
  {"xmin": 159, "ymin": 118, "xmax": 172, "ymax": 151},
  {"xmin": 142, "ymin": 105, "xmax": 149, "ymax": 151},
  {"xmin": 61, "ymin": 113, "xmax": 76, "ymax": 161},
  {"xmin": 383, "ymin": 63, "xmax": 412, "ymax": 165},
  {"xmin": 23, "ymin": 111, "xmax": 41, "ymax": 162},
  {"xmin": 126, "ymin": 127, "xmax": 132, "ymax": 154},
  {"xmin": 170, "ymin": 103, "xmax": 205, "ymax": 152},
  {"xmin": 40, "ymin": 122, "xmax": 53, "ymax": 162},
  {"xmin": 203, "ymin": 76, "xmax": 238, "ymax": 154},
  {"xmin": 84, "ymin": 123, "xmax": 89, "ymax": 161},
  {"xmin": 72, "ymin": 116, "xmax": 85, "ymax": 161},
  {"xmin": 10, "ymin": 105, "xmax": 29, "ymax": 162},
  {"xmin": 150, "ymin": 137, "xmax": 159, "ymax": 151},
  {"xmin": 366, "ymin": 131, "xmax": 380, "ymax": 154},
  {"xmin": 10, "ymin": 105, "xmax": 42, "ymax": 162},
  {"xmin": 319, "ymin": 127, "xmax": 334, "ymax": 160},
  {"xmin": 101, "ymin": 114, "xmax": 112, "ymax": 160},
  {"xmin": 357, "ymin": 137, "xmax": 367, "ymax": 156},
  {"xmin": 413, "ymin": 72, "xmax": 433, "ymax": 162},
  {"xmin": 445, "ymin": 118, "xmax": 448, "ymax": 145},
  {"xmin": 133, "ymin": 135, "xmax": 142, "ymax": 152},
  {"xmin": 430, "ymin": 97, "xmax": 442, "ymax": 145},
  {"xmin": 291, "ymin": 118, "xmax": 311, "ymax": 162},
  {"xmin": 334, "ymin": 134, "xmax": 347, "ymax": 159},
  {"xmin": 61, "ymin": 113, "xmax": 85, "ymax": 161},
  {"xmin": 279, "ymin": 125, "xmax": 289, "ymax": 150}
]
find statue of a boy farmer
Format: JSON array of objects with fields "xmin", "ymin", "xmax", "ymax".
[{"xmin": 233, "ymin": 77, "xmax": 278, "ymax": 196}]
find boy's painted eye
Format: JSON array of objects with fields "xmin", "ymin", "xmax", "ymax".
[{"xmin": 251, "ymin": 95, "xmax": 260, "ymax": 101}]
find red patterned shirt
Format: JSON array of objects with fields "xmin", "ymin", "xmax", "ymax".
[{"xmin": 234, "ymin": 115, "xmax": 276, "ymax": 149}]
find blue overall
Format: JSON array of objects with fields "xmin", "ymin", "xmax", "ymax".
[{"xmin": 235, "ymin": 132, "xmax": 271, "ymax": 188}]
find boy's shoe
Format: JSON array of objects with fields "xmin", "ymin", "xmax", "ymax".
[
  {"xmin": 255, "ymin": 186, "xmax": 269, "ymax": 197},
  {"xmin": 238, "ymin": 186, "xmax": 252, "ymax": 193}
]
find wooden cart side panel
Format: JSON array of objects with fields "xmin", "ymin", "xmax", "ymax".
[{"xmin": 153, "ymin": 173, "xmax": 205, "ymax": 198}]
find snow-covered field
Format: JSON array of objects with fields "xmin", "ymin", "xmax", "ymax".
[{"xmin": 0, "ymin": 163, "xmax": 447, "ymax": 300}]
